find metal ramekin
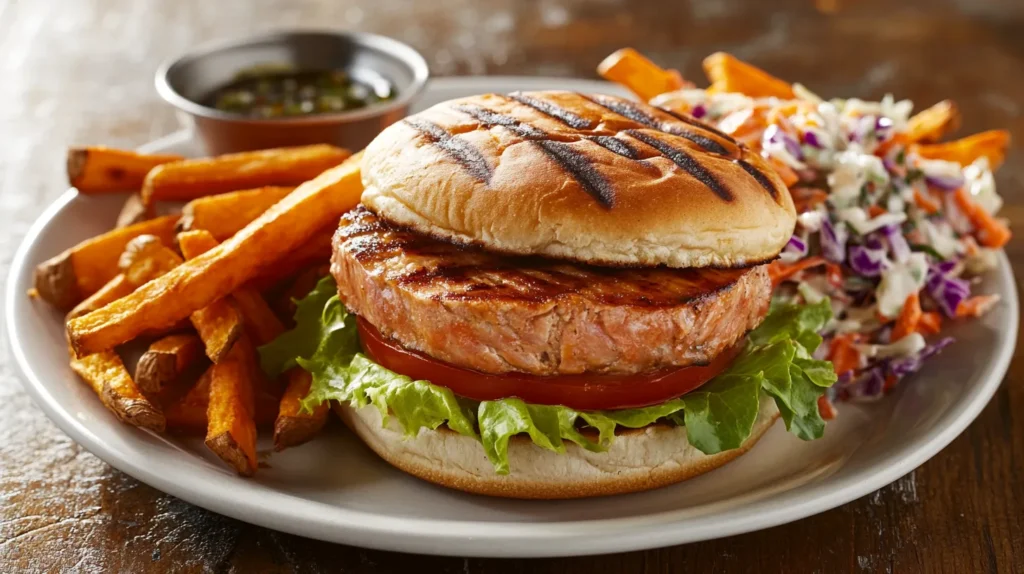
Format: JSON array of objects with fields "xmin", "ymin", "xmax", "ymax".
[{"xmin": 155, "ymin": 30, "xmax": 429, "ymax": 154}]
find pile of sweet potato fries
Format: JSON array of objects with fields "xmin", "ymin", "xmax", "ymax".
[{"xmin": 33, "ymin": 143, "xmax": 361, "ymax": 476}]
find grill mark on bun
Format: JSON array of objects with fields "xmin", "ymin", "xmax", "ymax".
[
  {"xmin": 583, "ymin": 94, "xmax": 731, "ymax": 156},
  {"xmin": 672, "ymin": 131, "xmax": 730, "ymax": 156},
  {"xmin": 656, "ymin": 106, "xmax": 737, "ymax": 144},
  {"xmin": 507, "ymin": 92, "xmax": 595, "ymax": 130},
  {"xmin": 452, "ymin": 104, "xmax": 547, "ymax": 138},
  {"xmin": 586, "ymin": 135, "xmax": 641, "ymax": 160},
  {"xmin": 441, "ymin": 93, "xmax": 765, "ymax": 209},
  {"xmin": 535, "ymin": 140, "xmax": 616, "ymax": 208},
  {"xmin": 455, "ymin": 103, "xmax": 642, "ymax": 163},
  {"xmin": 734, "ymin": 159, "xmax": 780, "ymax": 199},
  {"xmin": 404, "ymin": 118, "xmax": 493, "ymax": 183},
  {"xmin": 582, "ymin": 93, "xmax": 661, "ymax": 126},
  {"xmin": 625, "ymin": 130, "xmax": 732, "ymax": 201},
  {"xmin": 451, "ymin": 102, "xmax": 643, "ymax": 207}
]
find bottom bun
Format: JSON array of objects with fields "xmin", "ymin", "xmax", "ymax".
[{"xmin": 334, "ymin": 396, "xmax": 781, "ymax": 499}]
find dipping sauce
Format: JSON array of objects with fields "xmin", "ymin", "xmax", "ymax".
[{"xmin": 205, "ymin": 66, "xmax": 395, "ymax": 118}]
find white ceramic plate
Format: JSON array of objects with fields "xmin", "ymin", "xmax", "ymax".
[{"xmin": 6, "ymin": 77, "xmax": 1018, "ymax": 558}]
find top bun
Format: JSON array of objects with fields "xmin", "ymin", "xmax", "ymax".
[{"xmin": 361, "ymin": 91, "xmax": 796, "ymax": 268}]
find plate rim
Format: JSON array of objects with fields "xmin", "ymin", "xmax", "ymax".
[{"xmin": 5, "ymin": 76, "xmax": 1019, "ymax": 558}]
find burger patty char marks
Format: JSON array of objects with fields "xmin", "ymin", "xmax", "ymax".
[{"xmin": 331, "ymin": 206, "xmax": 773, "ymax": 376}]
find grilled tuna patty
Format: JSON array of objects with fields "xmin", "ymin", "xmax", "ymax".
[{"xmin": 331, "ymin": 206, "xmax": 773, "ymax": 376}]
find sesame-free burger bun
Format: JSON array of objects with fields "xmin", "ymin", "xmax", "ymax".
[
  {"xmin": 334, "ymin": 397, "xmax": 781, "ymax": 499},
  {"xmin": 361, "ymin": 91, "xmax": 796, "ymax": 268}
]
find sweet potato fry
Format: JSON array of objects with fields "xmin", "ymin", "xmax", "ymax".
[
  {"xmin": 174, "ymin": 229, "xmax": 219, "ymax": 260},
  {"xmin": 233, "ymin": 288, "xmax": 287, "ymax": 346},
  {"xmin": 914, "ymin": 129, "xmax": 1011, "ymax": 169},
  {"xmin": 164, "ymin": 373, "xmax": 277, "ymax": 435},
  {"xmin": 67, "ymin": 274, "xmax": 134, "ymax": 320},
  {"xmin": 204, "ymin": 338, "xmax": 258, "ymax": 476},
  {"xmin": 596, "ymin": 48, "xmax": 689, "ymax": 102},
  {"xmin": 187, "ymin": 297, "xmax": 242, "ymax": 364},
  {"xmin": 904, "ymin": 100, "xmax": 960, "ymax": 144},
  {"xmin": 120, "ymin": 235, "xmax": 244, "ymax": 363},
  {"xmin": 703, "ymin": 52, "xmax": 795, "ymax": 99},
  {"xmin": 118, "ymin": 235, "xmax": 181, "ymax": 285},
  {"xmin": 163, "ymin": 372, "xmax": 212, "ymax": 435},
  {"xmin": 115, "ymin": 193, "xmax": 150, "ymax": 228},
  {"xmin": 178, "ymin": 186, "xmax": 295, "ymax": 240},
  {"xmin": 136, "ymin": 333, "xmax": 204, "ymax": 393},
  {"xmin": 274, "ymin": 369, "xmax": 329, "ymax": 451},
  {"xmin": 247, "ymin": 229, "xmax": 334, "ymax": 293},
  {"xmin": 141, "ymin": 144, "xmax": 350, "ymax": 206},
  {"xmin": 67, "ymin": 146, "xmax": 183, "ymax": 194},
  {"xmin": 68, "ymin": 151, "xmax": 364, "ymax": 356},
  {"xmin": 177, "ymin": 229, "xmax": 287, "ymax": 346},
  {"xmin": 70, "ymin": 349, "xmax": 165, "ymax": 432},
  {"xmin": 34, "ymin": 215, "xmax": 178, "ymax": 310}
]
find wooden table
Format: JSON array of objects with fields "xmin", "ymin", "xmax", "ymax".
[{"xmin": 2, "ymin": 0, "xmax": 1022, "ymax": 571}]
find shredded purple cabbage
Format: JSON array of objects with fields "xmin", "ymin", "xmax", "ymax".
[
  {"xmin": 881, "ymin": 225, "xmax": 911, "ymax": 263},
  {"xmin": 820, "ymin": 218, "xmax": 847, "ymax": 263},
  {"xmin": 848, "ymin": 242, "xmax": 888, "ymax": 277},
  {"xmin": 925, "ymin": 173, "xmax": 965, "ymax": 191},
  {"xmin": 691, "ymin": 104, "xmax": 707, "ymax": 119},
  {"xmin": 803, "ymin": 130, "xmax": 822, "ymax": 149},
  {"xmin": 926, "ymin": 265, "xmax": 971, "ymax": 317},
  {"xmin": 786, "ymin": 235, "xmax": 808, "ymax": 257},
  {"xmin": 765, "ymin": 124, "xmax": 803, "ymax": 160},
  {"xmin": 933, "ymin": 259, "xmax": 958, "ymax": 274},
  {"xmin": 848, "ymin": 367, "xmax": 886, "ymax": 401},
  {"xmin": 887, "ymin": 337, "xmax": 955, "ymax": 378},
  {"xmin": 843, "ymin": 337, "xmax": 953, "ymax": 402}
]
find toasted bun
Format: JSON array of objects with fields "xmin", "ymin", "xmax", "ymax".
[
  {"xmin": 361, "ymin": 91, "xmax": 795, "ymax": 268},
  {"xmin": 334, "ymin": 397, "xmax": 780, "ymax": 499}
]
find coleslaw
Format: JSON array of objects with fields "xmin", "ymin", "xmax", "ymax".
[{"xmin": 650, "ymin": 85, "xmax": 1010, "ymax": 414}]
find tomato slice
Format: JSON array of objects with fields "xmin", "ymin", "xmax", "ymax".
[{"xmin": 357, "ymin": 318, "xmax": 740, "ymax": 411}]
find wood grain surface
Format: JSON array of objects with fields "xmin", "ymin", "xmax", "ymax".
[{"xmin": 1, "ymin": 0, "xmax": 1022, "ymax": 572}]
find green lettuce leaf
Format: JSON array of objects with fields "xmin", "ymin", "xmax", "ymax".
[
  {"xmin": 259, "ymin": 276, "xmax": 341, "ymax": 378},
  {"xmin": 260, "ymin": 278, "xmax": 837, "ymax": 474}
]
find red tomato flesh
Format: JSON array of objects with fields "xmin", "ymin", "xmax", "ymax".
[{"xmin": 357, "ymin": 318, "xmax": 740, "ymax": 411}]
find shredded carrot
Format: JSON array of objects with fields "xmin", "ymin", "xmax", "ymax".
[
  {"xmin": 791, "ymin": 187, "xmax": 829, "ymax": 213},
  {"xmin": 917, "ymin": 311, "xmax": 942, "ymax": 335},
  {"xmin": 875, "ymin": 310, "xmax": 895, "ymax": 325},
  {"xmin": 956, "ymin": 294, "xmax": 1000, "ymax": 318},
  {"xmin": 767, "ymin": 256, "xmax": 827, "ymax": 285},
  {"xmin": 769, "ymin": 157, "xmax": 800, "ymax": 187},
  {"xmin": 829, "ymin": 333, "xmax": 863, "ymax": 377},
  {"xmin": 817, "ymin": 395, "xmax": 837, "ymax": 420},
  {"xmin": 953, "ymin": 187, "xmax": 1012, "ymax": 248},
  {"xmin": 873, "ymin": 133, "xmax": 908, "ymax": 159},
  {"xmin": 766, "ymin": 102, "xmax": 805, "ymax": 124},
  {"xmin": 825, "ymin": 262, "xmax": 844, "ymax": 288},
  {"xmin": 718, "ymin": 104, "xmax": 771, "ymax": 146},
  {"xmin": 913, "ymin": 188, "xmax": 942, "ymax": 215},
  {"xmin": 891, "ymin": 292, "xmax": 922, "ymax": 341},
  {"xmin": 883, "ymin": 374, "xmax": 898, "ymax": 393},
  {"xmin": 868, "ymin": 205, "xmax": 887, "ymax": 218}
]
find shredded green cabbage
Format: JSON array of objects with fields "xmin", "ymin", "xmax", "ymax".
[{"xmin": 259, "ymin": 277, "xmax": 837, "ymax": 474}]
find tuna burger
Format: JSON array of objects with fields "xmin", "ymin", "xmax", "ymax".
[{"xmin": 259, "ymin": 91, "xmax": 838, "ymax": 499}]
